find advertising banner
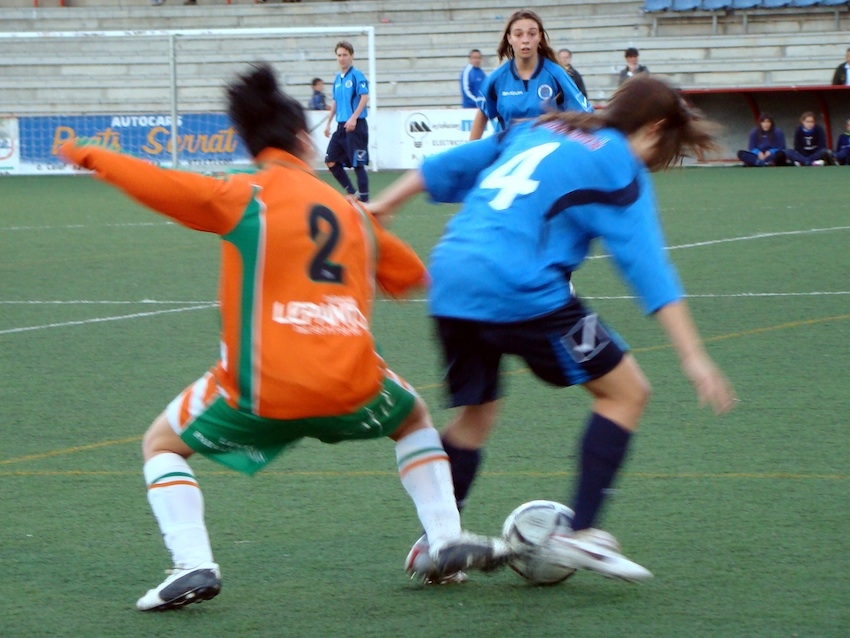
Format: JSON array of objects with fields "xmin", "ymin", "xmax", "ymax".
[
  {"xmin": 378, "ymin": 108, "xmax": 490, "ymax": 170},
  {"xmin": 0, "ymin": 117, "xmax": 20, "ymax": 174},
  {"xmin": 16, "ymin": 113, "xmax": 250, "ymax": 174},
  {"xmin": 5, "ymin": 109, "xmax": 491, "ymax": 175}
]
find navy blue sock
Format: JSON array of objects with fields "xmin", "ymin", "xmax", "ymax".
[
  {"xmin": 570, "ymin": 413, "xmax": 632, "ymax": 531},
  {"xmin": 328, "ymin": 163, "xmax": 355, "ymax": 194},
  {"xmin": 354, "ymin": 165, "xmax": 369, "ymax": 202},
  {"xmin": 441, "ymin": 435, "xmax": 482, "ymax": 512}
]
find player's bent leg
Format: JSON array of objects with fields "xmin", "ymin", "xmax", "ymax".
[
  {"xmin": 142, "ymin": 411, "xmax": 196, "ymax": 461},
  {"xmin": 442, "ymin": 400, "xmax": 501, "ymax": 448},
  {"xmin": 439, "ymin": 400, "xmax": 501, "ymax": 512},
  {"xmin": 391, "ymin": 396, "xmax": 509, "ymax": 583},
  {"xmin": 138, "ymin": 381, "xmax": 220, "ymax": 610},
  {"xmin": 582, "ymin": 354, "xmax": 651, "ymax": 432}
]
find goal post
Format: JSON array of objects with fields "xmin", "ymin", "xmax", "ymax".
[{"xmin": 0, "ymin": 26, "xmax": 377, "ymax": 174}]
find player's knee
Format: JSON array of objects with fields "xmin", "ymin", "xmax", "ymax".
[
  {"xmin": 141, "ymin": 412, "xmax": 190, "ymax": 461},
  {"xmin": 443, "ymin": 401, "xmax": 500, "ymax": 447},
  {"xmin": 391, "ymin": 397, "xmax": 433, "ymax": 441}
]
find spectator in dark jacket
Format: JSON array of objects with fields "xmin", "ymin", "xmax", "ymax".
[
  {"xmin": 831, "ymin": 48, "xmax": 850, "ymax": 85},
  {"xmin": 737, "ymin": 114, "xmax": 786, "ymax": 167},
  {"xmin": 835, "ymin": 117, "xmax": 850, "ymax": 165},
  {"xmin": 307, "ymin": 78, "xmax": 330, "ymax": 111},
  {"xmin": 785, "ymin": 111, "xmax": 834, "ymax": 166},
  {"xmin": 558, "ymin": 48, "xmax": 587, "ymax": 99},
  {"xmin": 618, "ymin": 47, "xmax": 648, "ymax": 86}
]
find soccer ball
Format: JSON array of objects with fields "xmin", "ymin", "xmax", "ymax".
[{"xmin": 501, "ymin": 500, "xmax": 578, "ymax": 585}]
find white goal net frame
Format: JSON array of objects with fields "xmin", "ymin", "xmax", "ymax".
[{"xmin": 0, "ymin": 26, "xmax": 377, "ymax": 173}]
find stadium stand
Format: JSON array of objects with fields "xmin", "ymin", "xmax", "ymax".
[{"xmin": 0, "ymin": 0, "xmax": 848, "ymax": 157}]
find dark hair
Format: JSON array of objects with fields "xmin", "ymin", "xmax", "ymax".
[
  {"xmin": 226, "ymin": 63, "xmax": 307, "ymax": 159},
  {"xmin": 311, "ymin": 77, "xmax": 323, "ymax": 87},
  {"xmin": 799, "ymin": 110, "xmax": 816, "ymax": 122},
  {"xmin": 535, "ymin": 74, "xmax": 719, "ymax": 171},
  {"xmin": 558, "ymin": 48, "xmax": 572, "ymax": 55},
  {"xmin": 625, "ymin": 47, "xmax": 639, "ymax": 58},
  {"xmin": 497, "ymin": 9, "xmax": 557, "ymax": 63},
  {"xmin": 469, "ymin": 48, "xmax": 481, "ymax": 55},
  {"xmin": 335, "ymin": 40, "xmax": 354, "ymax": 55},
  {"xmin": 756, "ymin": 114, "xmax": 777, "ymax": 144}
]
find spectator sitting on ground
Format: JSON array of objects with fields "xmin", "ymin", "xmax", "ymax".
[
  {"xmin": 785, "ymin": 111, "xmax": 834, "ymax": 166},
  {"xmin": 835, "ymin": 117, "xmax": 850, "ymax": 165},
  {"xmin": 830, "ymin": 48, "xmax": 850, "ymax": 85},
  {"xmin": 736, "ymin": 114, "xmax": 786, "ymax": 167}
]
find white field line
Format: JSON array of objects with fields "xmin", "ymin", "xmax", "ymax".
[
  {"xmin": 0, "ymin": 304, "xmax": 217, "ymax": 336},
  {"xmin": 587, "ymin": 225, "xmax": 850, "ymax": 260},
  {"xmin": 3, "ymin": 225, "xmax": 849, "ymax": 334}
]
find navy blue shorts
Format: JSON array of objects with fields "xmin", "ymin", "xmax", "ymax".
[
  {"xmin": 434, "ymin": 297, "xmax": 629, "ymax": 408},
  {"xmin": 325, "ymin": 119, "xmax": 369, "ymax": 167}
]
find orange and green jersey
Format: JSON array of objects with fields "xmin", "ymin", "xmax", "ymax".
[{"xmin": 61, "ymin": 142, "xmax": 427, "ymax": 419}]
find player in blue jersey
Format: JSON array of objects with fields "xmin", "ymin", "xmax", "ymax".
[
  {"xmin": 372, "ymin": 75, "xmax": 737, "ymax": 582},
  {"xmin": 323, "ymin": 40, "xmax": 371, "ymax": 201},
  {"xmin": 470, "ymin": 9, "xmax": 591, "ymax": 141},
  {"xmin": 460, "ymin": 49, "xmax": 487, "ymax": 108}
]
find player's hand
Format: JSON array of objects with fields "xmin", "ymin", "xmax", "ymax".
[
  {"xmin": 364, "ymin": 200, "xmax": 395, "ymax": 227},
  {"xmin": 57, "ymin": 139, "xmax": 90, "ymax": 169},
  {"xmin": 682, "ymin": 354, "xmax": 737, "ymax": 414}
]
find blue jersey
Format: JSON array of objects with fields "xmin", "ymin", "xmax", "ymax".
[
  {"xmin": 478, "ymin": 57, "xmax": 592, "ymax": 132},
  {"xmin": 746, "ymin": 126, "xmax": 785, "ymax": 154},
  {"xmin": 332, "ymin": 66, "xmax": 369, "ymax": 122},
  {"xmin": 460, "ymin": 64, "xmax": 487, "ymax": 108},
  {"xmin": 420, "ymin": 120, "xmax": 683, "ymax": 322}
]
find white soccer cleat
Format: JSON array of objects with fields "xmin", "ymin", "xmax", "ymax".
[
  {"xmin": 405, "ymin": 532, "xmax": 512, "ymax": 584},
  {"xmin": 432, "ymin": 532, "xmax": 513, "ymax": 576},
  {"xmin": 546, "ymin": 528, "xmax": 653, "ymax": 583},
  {"xmin": 405, "ymin": 534, "xmax": 468, "ymax": 584},
  {"xmin": 136, "ymin": 562, "xmax": 222, "ymax": 611}
]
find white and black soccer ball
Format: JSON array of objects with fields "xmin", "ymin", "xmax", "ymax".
[{"xmin": 501, "ymin": 500, "xmax": 578, "ymax": 585}]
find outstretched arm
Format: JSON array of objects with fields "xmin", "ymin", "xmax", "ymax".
[
  {"xmin": 469, "ymin": 110, "xmax": 488, "ymax": 141},
  {"xmin": 367, "ymin": 169, "xmax": 426, "ymax": 226},
  {"xmin": 59, "ymin": 141, "xmax": 250, "ymax": 235},
  {"xmin": 654, "ymin": 300, "xmax": 737, "ymax": 414}
]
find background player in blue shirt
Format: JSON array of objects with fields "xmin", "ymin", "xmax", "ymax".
[
  {"xmin": 470, "ymin": 9, "xmax": 591, "ymax": 141},
  {"xmin": 460, "ymin": 48, "xmax": 487, "ymax": 108},
  {"xmin": 324, "ymin": 40, "xmax": 371, "ymax": 201},
  {"xmin": 372, "ymin": 75, "xmax": 737, "ymax": 582}
]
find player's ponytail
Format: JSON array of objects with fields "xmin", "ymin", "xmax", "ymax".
[
  {"xmin": 536, "ymin": 75, "xmax": 719, "ymax": 171},
  {"xmin": 602, "ymin": 75, "xmax": 719, "ymax": 170},
  {"xmin": 226, "ymin": 62, "xmax": 307, "ymax": 159}
]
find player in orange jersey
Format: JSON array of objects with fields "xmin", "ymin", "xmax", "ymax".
[{"xmin": 59, "ymin": 64, "xmax": 509, "ymax": 611}]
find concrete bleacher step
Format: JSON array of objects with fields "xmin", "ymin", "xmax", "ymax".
[{"xmin": 1, "ymin": 0, "xmax": 848, "ymax": 116}]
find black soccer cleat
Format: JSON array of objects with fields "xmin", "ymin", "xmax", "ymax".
[{"xmin": 136, "ymin": 562, "xmax": 222, "ymax": 611}]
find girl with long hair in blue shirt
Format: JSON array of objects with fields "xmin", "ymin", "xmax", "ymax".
[
  {"xmin": 373, "ymin": 75, "xmax": 737, "ymax": 583},
  {"xmin": 469, "ymin": 9, "xmax": 591, "ymax": 141}
]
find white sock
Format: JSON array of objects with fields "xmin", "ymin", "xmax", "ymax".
[
  {"xmin": 395, "ymin": 428, "xmax": 462, "ymax": 556},
  {"xmin": 143, "ymin": 452, "xmax": 214, "ymax": 569}
]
